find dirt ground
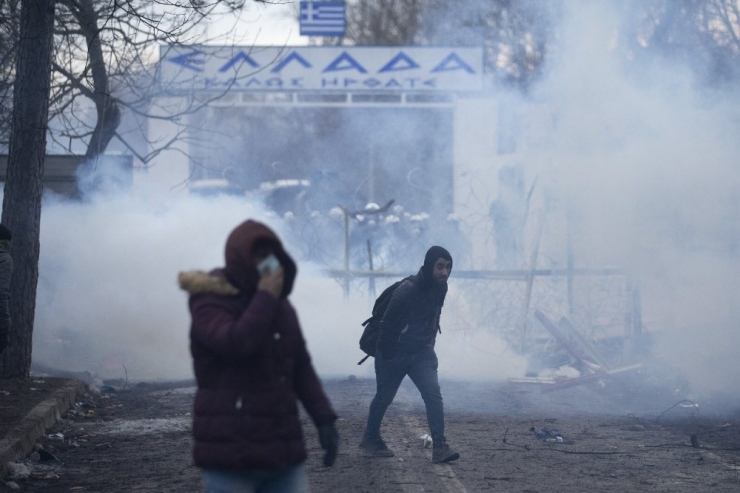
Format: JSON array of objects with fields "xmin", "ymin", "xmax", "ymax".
[
  {"xmin": 0, "ymin": 378, "xmax": 69, "ymax": 441},
  {"xmin": 3, "ymin": 374, "xmax": 740, "ymax": 492}
]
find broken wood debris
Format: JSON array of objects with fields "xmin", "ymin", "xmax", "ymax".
[{"xmin": 510, "ymin": 310, "xmax": 643, "ymax": 393}]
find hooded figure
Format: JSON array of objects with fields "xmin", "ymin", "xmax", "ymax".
[
  {"xmin": 377, "ymin": 245, "xmax": 452, "ymax": 357},
  {"xmin": 359, "ymin": 245, "xmax": 460, "ymax": 464},
  {"xmin": 179, "ymin": 219, "xmax": 337, "ymax": 491}
]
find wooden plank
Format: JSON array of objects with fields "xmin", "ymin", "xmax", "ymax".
[
  {"xmin": 508, "ymin": 377, "xmax": 557, "ymax": 385},
  {"xmin": 534, "ymin": 310, "xmax": 601, "ymax": 371},
  {"xmin": 540, "ymin": 364, "xmax": 643, "ymax": 393},
  {"xmin": 557, "ymin": 316, "xmax": 612, "ymax": 370}
]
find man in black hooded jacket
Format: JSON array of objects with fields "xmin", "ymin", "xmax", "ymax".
[{"xmin": 359, "ymin": 246, "xmax": 459, "ymax": 463}]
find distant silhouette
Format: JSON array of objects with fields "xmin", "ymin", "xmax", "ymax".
[{"xmin": 490, "ymin": 165, "xmax": 529, "ymax": 269}]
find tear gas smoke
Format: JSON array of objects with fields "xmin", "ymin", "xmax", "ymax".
[
  {"xmin": 22, "ymin": 0, "xmax": 740, "ymax": 410},
  {"xmin": 526, "ymin": 1, "xmax": 740, "ymax": 401},
  {"xmin": 32, "ymin": 189, "xmax": 523, "ymax": 382}
]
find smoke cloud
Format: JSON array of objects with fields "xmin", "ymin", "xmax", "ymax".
[
  {"xmin": 21, "ymin": 0, "xmax": 740, "ymax": 409},
  {"xmin": 525, "ymin": 1, "xmax": 740, "ymax": 399},
  {"xmin": 32, "ymin": 186, "xmax": 524, "ymax": 382}
]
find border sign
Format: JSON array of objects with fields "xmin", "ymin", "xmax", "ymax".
[{"xmin": 159, "ymin": 46, "xmax": 484, "ymax": 93}]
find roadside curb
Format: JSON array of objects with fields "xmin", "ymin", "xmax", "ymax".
[{"xmin": 0, "ymin": 379, "xmax": 87, "ymax": 479}]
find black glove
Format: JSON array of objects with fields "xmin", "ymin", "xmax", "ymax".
[{"xmin": 317, "ymin": 421, "xmax": 339, "ymax": 467}]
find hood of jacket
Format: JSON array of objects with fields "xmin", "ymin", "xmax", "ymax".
[
  {"xmin": 415, "ymin": 245, "xmax": 452, "ymax": 294},
  {"xmin": 223, "ymin": 219, "xmax": 297, "ymax": 298}
]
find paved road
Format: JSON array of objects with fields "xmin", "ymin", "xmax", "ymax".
[{"xmin": 8, "ymin": 378, "xmax": 740, "ymax": 492}]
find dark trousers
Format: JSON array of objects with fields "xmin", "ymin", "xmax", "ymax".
[{"xmin": 364, "ymin": 346, "xmax": 446, "ymax": 444}]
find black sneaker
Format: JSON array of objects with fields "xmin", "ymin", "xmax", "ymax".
[
  {"xmin": 432, "ymin": 443, "xmax": 460, "ymax": 463},
  {"xmin": 358, "ymin": 436, "xmax": 395, "ymax": 457}
]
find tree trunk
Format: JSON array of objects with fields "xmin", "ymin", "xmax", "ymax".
[
  {"xmin": 0, "ymin": 0, "xmax": 56, "ymax": 378},
  {"xmin": 78, "ymin": 0, "xmax": 120, "ymax": 161}
]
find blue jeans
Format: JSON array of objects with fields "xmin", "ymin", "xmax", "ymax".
[
  {"xmin": 364, "ymin": 346, "xmax": 446, "ymax": 444},
  {"xmin": 202, "ymin": 464, "xmax": 309, "ymax": 493}
]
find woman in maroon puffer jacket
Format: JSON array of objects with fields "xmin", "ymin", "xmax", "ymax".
[{"xmin": 179, "ymin": 219, "xmax": 338, "ymax": 492}]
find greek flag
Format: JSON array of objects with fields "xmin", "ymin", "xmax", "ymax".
[{"xmin": 300, "ymin": 1, "xmax": 346, "ymax": 37}]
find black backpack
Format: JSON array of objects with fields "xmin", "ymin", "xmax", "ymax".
[{"xmin": 357, "ymin": 276, "xmax": 413, "ymax": 365}]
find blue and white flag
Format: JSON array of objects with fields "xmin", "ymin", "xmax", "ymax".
[{"xmin": 300, "ymin": 1, "xmax": 346, "ymax": 37}]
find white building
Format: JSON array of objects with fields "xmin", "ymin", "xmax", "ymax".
[{"xmin": 142, "ymin": 45, "xmax": 560, "ymax": 271}]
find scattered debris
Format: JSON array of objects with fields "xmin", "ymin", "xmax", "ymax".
[
  {"xmin": 6, "ymin": 462, "xmax": 30, "ymax": 479},
  {"xmin": 691, "ymin": 434, "xmax": 699, "ymax": 448},
  {"xmin": 418, "ymin": 434, "xmax": 433, "ymax": 448},
  {"xmin": 526, "ymin": 310, "xmax": 643, "ymax": 393},
  {"xmin": 37, "ymin": 448, "xmax": 59, "ymax": 462},
  {"xmin": 47, "ymin": 432, "xmax": 64, "ymax": 442},
  {"xmin": 530, "ymin": 427, "xmax": 561, "ymax": 440},
  {"xmin": 36, "ymin": 472, "xmax": 59, "ymax": 480},
  {"xmin": 508, "ymin": 376, "xmax": 557, "ymax": 384},
  {"xmin": 541, "ymin": 364, "xmax": 643, "ymax": 393}
]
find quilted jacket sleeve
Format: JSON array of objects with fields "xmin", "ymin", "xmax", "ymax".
[
  {"xmin": 292, "ymin": 323, "xmax": 337, "ymax": 426},
  {"xmin": 189, "ymin": 290, "xmax": 279, "ymax": 361}
]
